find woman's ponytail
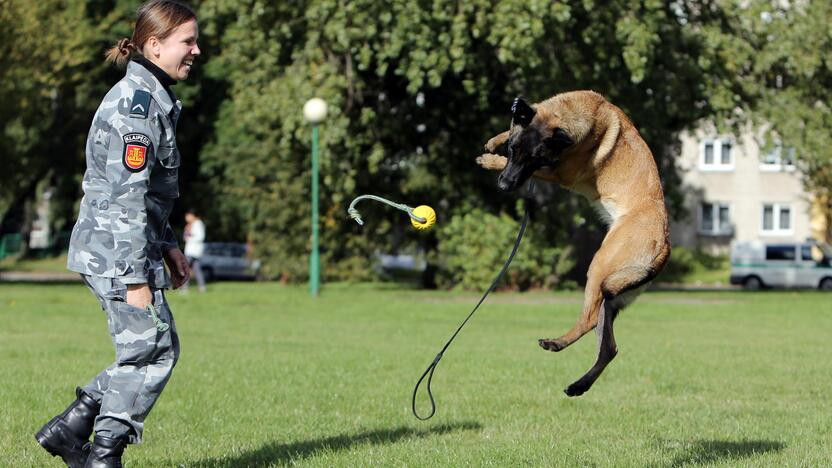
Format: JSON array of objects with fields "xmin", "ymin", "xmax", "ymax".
[{"xmin": 104, "ymin": 37, "xmax": 135, "ymax": 67}]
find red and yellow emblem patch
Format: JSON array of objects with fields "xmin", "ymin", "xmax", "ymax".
[
  {"xmin": 121, "ymin": 133, "xmax": 153, "ymax": 172},
  {"xmin": 124, "ymin": 145, "xmax": 146, "ymax": 170}
]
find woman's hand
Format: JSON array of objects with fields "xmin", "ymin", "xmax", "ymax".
[{"xmin": 164, "ymin": 248, "xmax": 191, "ymax": 289}]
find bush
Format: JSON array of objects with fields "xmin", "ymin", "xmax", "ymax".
[
  {"xmin": 661, "ymin": 246, "xmax": 728, "ymax": 283},
  {"xmin": 435, "ymin": 207, "xmax": 575, "ymax": 291},
  {"xmin": 661, "ymin": 246, "xmax": 696, "ymax": 282}
]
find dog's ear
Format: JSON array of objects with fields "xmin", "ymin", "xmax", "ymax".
[{"xmin": 511, "ymin": 97, "xmax": 535, "ymax": 127}]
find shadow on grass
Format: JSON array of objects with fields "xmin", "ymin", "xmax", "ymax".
[
  {"xmin": 183, "ymin": 421, "xmax": 481, "ymax": 467},
  {"xmin": 663, "ymin": 439, "xmax": 785, "ymax": 467}
]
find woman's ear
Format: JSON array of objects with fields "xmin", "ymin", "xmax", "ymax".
[{"xmin": 146, "ymin": 37, "xmax": 161, "ymax": 58}]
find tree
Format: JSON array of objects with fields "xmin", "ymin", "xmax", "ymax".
[
  {"xmin": 745, "ymin": 0, "xmax": 832, "ymax": 241},
  {"xmin": 0, "ymin": 0, "xmax": 140, "ymax": 237},
  {"xmin": 197, "ymin": 0, "xmax": 755, "ymax": 284},
  {"xmin": 7, "ymin": 0, "xmax": 793, "ymax": 286},
  {"xmin": 0, "ymin": 0, "xmax": 220, "ymax": 249}
]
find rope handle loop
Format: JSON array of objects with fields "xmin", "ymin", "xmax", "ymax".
[
  {"xmin": 411, "ymin": 352, "xmax": 443, "ymax": 420},
  {"xmin": 347, "ymin": 195, "xmax": 426, "ymax": 226},
  {"xmin": 411, "ymin": 181, "xmax": 535, "ymax": 420}
]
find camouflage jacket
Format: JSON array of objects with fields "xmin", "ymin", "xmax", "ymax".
[{"xmin": 67, "ymin": 60, "xmax": 183, "ymax": 288}]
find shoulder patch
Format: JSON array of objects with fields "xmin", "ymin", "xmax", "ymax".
[
  {"xmin": 122, "ymin": 133, "xmax": 153, "ymax": 172},
  {"xmin": 129, "ymin": 90, "xmax": 152, "ymax": 119}
]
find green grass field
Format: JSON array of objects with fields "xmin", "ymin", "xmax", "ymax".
[
  {"xmin": 2, "ymin": 282, "xmax": 830, "ymax": 466},
  {"xmin": 0, "ymin": 254, "xmax": 70, "ymax": 273}
]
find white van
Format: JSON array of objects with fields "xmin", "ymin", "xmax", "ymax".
[{"xmin": 730, "ymin": 240, "xmax": 832, "ymax": 290}]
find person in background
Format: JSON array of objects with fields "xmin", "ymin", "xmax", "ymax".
[{"xmin": 183, "ymin": 209, "xmax": 207, "ymax": 293}]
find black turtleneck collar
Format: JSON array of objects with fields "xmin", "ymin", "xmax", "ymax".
[{"xmin": 132, "ymin": 55, "xmax": 177, "ymax": 101}]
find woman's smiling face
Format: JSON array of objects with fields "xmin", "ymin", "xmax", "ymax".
[{"xmin": 152, "ymin": 18, "xmax": 200, "ymax": 81}]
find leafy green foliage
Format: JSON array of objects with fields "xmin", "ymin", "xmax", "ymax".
[
  {"xmin": 436, "ymin": 205, "xmax": 575, "ymax": 290},
  {"xmin": 7, "ymin": 0, "xmax": 827, "ymax": 283},
  {"xmin": 0, "ymin": 0, "xmax": 140, "ymax": 228},
  {"xmin": 196, "ymin": 0, "xmax": 754, "ymax": 282},
  {"xmin": 743, "ymin": 0, "xmax": 832, "ymax": 240},
  {"xmin": 661, "ymin": 246, "xmax": 729, "ymax": 284}
]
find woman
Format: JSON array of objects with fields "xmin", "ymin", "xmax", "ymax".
[
  {"xmin": 183, "ymin": 209, "xmax": 207, "ymax": 292},
  {"xmin": 35, "ymin": 1, "xmax": 199, "ymax": 466}
]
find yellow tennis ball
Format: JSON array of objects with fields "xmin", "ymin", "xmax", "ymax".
[{"xmin": 411, "ymin": 205, "xmax": 436, "ymax": 230}]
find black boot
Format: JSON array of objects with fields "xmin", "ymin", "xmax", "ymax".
[
  {"xmin": 83, "ymin": 435, "xmax": 126, "ymax": 468},
  {"xmin": 35, "ymin": 387, "xmax": 100, "ymax": 468}
]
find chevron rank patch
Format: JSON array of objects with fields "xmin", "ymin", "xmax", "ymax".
[
  {"xmin": 122, "ymin": 133, "xmax": 152, "ymax": 172},
  {"xmin": 129, "ymin": 90, "xmax": 151, "ymax": 119}
]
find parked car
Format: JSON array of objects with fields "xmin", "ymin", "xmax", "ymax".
[
  {"xmin": 199, "ymin": 243, "xmax": 261, "ymax": 281},
  {"xmin": 375, "ymin": 253, "xmax": 426, "ymax": 272},
  {"xmin": 730, "ymin": 240, "xmax": 832, "ymax": 290}
]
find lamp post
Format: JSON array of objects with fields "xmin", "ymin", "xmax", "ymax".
[{"xmin": 303, "ymin": 97, "xmax": 328, "ymax": 297}]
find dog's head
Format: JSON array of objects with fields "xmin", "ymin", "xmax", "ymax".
[{"xmin": 497, "ymin": 97, "xmax": 575, "ymax": 192}]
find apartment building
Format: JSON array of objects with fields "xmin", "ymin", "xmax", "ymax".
[{"xmin": 670, "ymin": 127, "xmax": 814, "ymax": 254}]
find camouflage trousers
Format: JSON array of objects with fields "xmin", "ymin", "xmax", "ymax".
[{"xmin": 80, "ymin": 275, "xmax": 180, "ymax": 444}]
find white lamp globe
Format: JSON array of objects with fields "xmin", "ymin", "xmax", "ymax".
[{"xmin": 303, "ymin": 98, "xmax": 328, "ymax": 123}]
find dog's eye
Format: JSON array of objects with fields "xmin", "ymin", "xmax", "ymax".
[
  {"xmin": 552, "ymin": 128, "xmax": 572, "ymax": 144},
  {"xmin": 544, "ymin": 128, "xmax": 573, "ymax": 154}
]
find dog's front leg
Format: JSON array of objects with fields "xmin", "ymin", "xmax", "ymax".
[
  {"xmin": 476, "ymin": 154, "xmax": 560, "ymax": 183},
  {"xmin": 484, "ymin": 131, "xmax": 510, "ymax": 153},
  {"xmin": 476, "ymin": 153, "xmax": 508, "ymax": 171}
]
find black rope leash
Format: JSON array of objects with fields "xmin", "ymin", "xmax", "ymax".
[{"xmin": 412, "ymin": 181, "xmax": 534, "ymax": 420}]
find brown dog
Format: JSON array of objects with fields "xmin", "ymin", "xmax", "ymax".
[{"xmin": 477, "ymin": 90, "xmax": 670, "ymax": 396}]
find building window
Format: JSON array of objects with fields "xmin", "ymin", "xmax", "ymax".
[
  {"xmin": 720, "ymin": 141, "xmax": 732, "ymax": 165},
  {"xmin": 760, "ymin": 142, "xmax": 796, "ymax": 171},
  {"xmin": 699, "ymin": 138, "xmax": 734, "ymax": 171},
  {"xmin": 761, "ymin": 203, "xmax": 792, "ymax": 235},
  {"xmin": 700, "ymin": 202, "xmax": 732, "ymax": 235}
]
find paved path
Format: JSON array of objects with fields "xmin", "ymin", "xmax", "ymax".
[
  {"xmin": 0, "ymin": 271, "xmax": 741, "ymax": 291},
  {"xmin": 0, "ymin": 271, "xmax": 81, "ymax": 282}
]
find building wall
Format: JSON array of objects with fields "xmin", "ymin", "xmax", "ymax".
[{"xmin": 670, "ymin": 127, "xmax": 812, "ymax": 254}]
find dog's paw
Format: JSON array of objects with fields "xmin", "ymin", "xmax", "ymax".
[
  {"xmin": 485, "ymin": 136, "xmax": 503, "ymax": 153},
  {"xmin": 476, "ymin": 153, "xmax": 507, "ymax": 171},
  {"xmin": 564, "ymin": 380, "xmax": 590, "ymax": 397},
  {"xmin": 538, "ymin": 338, "xmax": 566, "ymax": 352}
]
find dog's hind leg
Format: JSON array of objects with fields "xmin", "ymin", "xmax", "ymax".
[
  {"xmin": 563, "ymin": 299, "xmax": 619, "ymax": 397},
  {"xmin": 554, "ymin": 218, "xmax": 668, "ymax": 395},
  {"xmin": 539, "ymin": 215, "xmax": 667, "ymax": 354},
  {"xmin": 538, "ymin": 271, "xmax": 605, "ymax": 352}
]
